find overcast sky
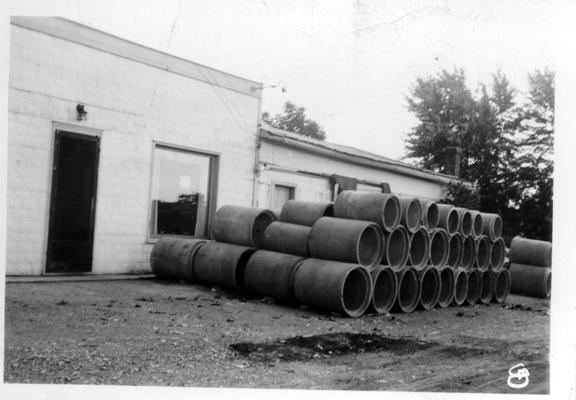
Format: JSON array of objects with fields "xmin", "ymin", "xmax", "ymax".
[{"xmin": 9, "ymin": 0, "xmax": 560, "ymax": 159}]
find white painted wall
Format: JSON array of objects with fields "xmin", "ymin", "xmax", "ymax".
[
  {"xmin": 257, "ymin": 140, "xmax": 447, "ymax": 209},
  {"xmin": 7, "ymin": 24, "xmax": 260, "ymax": 275}
]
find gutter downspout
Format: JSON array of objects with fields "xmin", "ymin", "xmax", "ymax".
[{"xmin": 251, "ymin": 86, "xmax": 263, "ymax": 207}]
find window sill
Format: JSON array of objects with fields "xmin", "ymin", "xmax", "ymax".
[{"xmin": 145, "ymin": 234, "xmax": 210, "ymax": 245}]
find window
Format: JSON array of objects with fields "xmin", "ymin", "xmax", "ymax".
[
  {"xmin": 150, "ymin": 145, "xmax": 217, "ymax": 237},
  {"xmin": 271, "ymin": 184, "xmax": 295, "ymax": 210}
]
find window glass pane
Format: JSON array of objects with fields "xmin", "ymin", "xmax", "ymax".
[{"xmin": 152, "ymin": 146, "xmax": 211, "ymax": 236}]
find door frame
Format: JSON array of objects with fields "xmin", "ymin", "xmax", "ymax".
[{"xmin": 45, "ymin": 123, "xmax": 102, "ymax": 274}]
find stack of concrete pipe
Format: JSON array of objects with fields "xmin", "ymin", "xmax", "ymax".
[
  {"xmin": 508, "ymin": 237, "xmax": 552, "ymax": 298},
  {"xmin": 150, "ymin": 193, "xmax": 511, "ymax": 318}
]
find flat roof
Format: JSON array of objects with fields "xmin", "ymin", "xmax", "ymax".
[
  {"xmin": 10, "ymin": 17, "xmax": 262, "ymax": 98},
  {"xmin": 259, "ymin": 124, "xmax": 469, "ymax": 186}
]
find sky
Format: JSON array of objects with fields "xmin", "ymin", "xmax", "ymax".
[{"xmin": 8, "ymin": 0, "xmax": 560, "ymax": 160}]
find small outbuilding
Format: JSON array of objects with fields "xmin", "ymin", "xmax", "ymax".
[{"xmin": 256, "ymin": 125, "xmax": 459, "ymax": 211}]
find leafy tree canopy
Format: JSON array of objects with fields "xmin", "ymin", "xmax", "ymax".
[
  {"xmin": 405, "ymin": 68, "xmax": 554, "ymax": 240},
  {"xmin": 262, "ymin": 101, "xmax": 327, "ymax": 141}
]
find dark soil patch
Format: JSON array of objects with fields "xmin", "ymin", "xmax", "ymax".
[{"xmin": 230, "ymin": 332, "xmax": 434, "ymax": 362}]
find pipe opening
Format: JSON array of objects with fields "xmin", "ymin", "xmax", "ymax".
[
  {"xmin": 372, "ymin": 269, "xmax": 397, "ymax": 312},
  {"xmin": 342, "ymin": 268, "xmax": 370, "ymax": 315},
  {"xmin": 461, "ymin": 212, "xmax": 473, "ymax": 235},
  {"xmin": 406, "ymin": 200, "xmax": 422, "ymax": 231},
  {"xmin": 387, "ymin": 229, "xmax": 408, "ymax": 267},
  {"xmin": 358, "ymin": 226, "xmax": 382, "ymax": 266},
  {"xmin": 473, "ymin": 214, "xmax": 483, "ymax": 237},
  {"xmin": 235, "ymin": 249, "xmax": 256, "ymax": 291},
  {"xmin": 490, "ymin": 239, "xmax": 505, "ymax": 269},
  {"xmin": 447, "ymin": 235, "xmax": 462, "ymax": 267},
  {"xmin": 461, "ymin": 237, "xmax": 475, "ymax": 269},
  {"xmin": 447, "ymin": 210, "xmax": 459, "ymax": 234},
  {"xmin": 494, "ymin": 270, "xmax": 510, "ymax": 302},
  {"xmin": 409, "ymin": 229, "xmax": 429, "ymax": 267},
  {"xmin": 426, "ymin": 203, "xmax": 439, "ymax": 228},
  {"xmin": 383, "ymin": 198, "xmax": 401, "ymax": 230},
  {"xmin": 420, "ymin": 269, "xmax": 439, "ymax": 309},
  {"xmin": 492, "ymin": 216, "xmax": 503, "ymax": 238},
  {"xmin": 454, "ymin": 271, "xmax": 468, "ymax": 305},
  {"xmin": 437, "ymin": 268, "xmax": 454, "ymax": 307},
  {"xmin": 398, "ymin": 270, "xmax": 419, "ymax": 312},
  {"xmin": 252, "ymin": 212, "xmax": 276, "ymax": 248},
  {"xmin": 430, "ymin": 231, "xmax": 447, "ymax": 267},
  {"xmin": 476, "ymin": 238, "xmax": 489, "ymax": 270},
  {"xmin": 466, "ymin": 271, "xmax": 481, "ymax": 304},
  {"xmin": 480, "ymin": 271, "xmax": 494, "ymax": 303}
]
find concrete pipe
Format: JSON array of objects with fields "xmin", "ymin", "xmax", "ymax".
[
  {"xmin": 509, "ymin": 236, "xmax": 552, "ymax": 268},
  {"xmin": 393, "ymin": 268, "xmax": 421, "ymax": 313},
  {"xmin": 279, "ymin": 200, "xmax": 334, "ymax": 226},
  {"xmin": 398, "ymin": 197, "xmax": 423, "ymax": 233},
  {"xmin": 474, "ymin": 235, "xmax": 490, "ymax": 271},
  {"xmin": 454, "ymin": 207, "xmax": 473, "ymax": 237},
  {"xmin": 460, "ymin": 235, "xmax": 476, "ymax": 270},
  {"xmin": 509, "ymin": 263, "xmax": 551, "ymax": 299},
  {"xmin": 293, "ymin": 259, "xmax": 372, "ymax": 317},
  {"xmin": 407, "ymin": 227, "xmax": 430, "ymax": 269},
  {"xmin": 367, "ymin": 266, "xmax": 398, "ymax": 314},
  {"xmin": 489, "ymin": 238, "xmax": 506, "ymax": 271},
  {"xmin": 436, "ymin": 267, "xmax": 455, "ymax": 308},
  {"xmin": 446, "ymin": 233, "xmax": 463, "ymax": 268},
  {"xmin": 480, "ymin": 212, "xmax": 503, "ymax": 241},
  {"xmin": 492, "ymin": 269, "xmax": 511, "ymax": 303},
  {"xmin": 436, "ymin": 204, "xmax": 460, "ymax": 235},
  {"xmin": 418, "ymin": 266, "xmax": 441, "ymax": 310},
  {"xmin": 420, "ymin": 200, "xmax": 439, "ymax": 229},
  {"xmin": 212, "ymin": 205, "xmax": 276, "ymax": 248},
  {"xmin": 429, "ymin": 228, "xmax": 449, "ymax": 268},
  {"xmin": 479, "ymin": 270, "xmax": 495, "ymax": 304},
  {"xmin": 193, "ymin": 241, "xmax": 256, "ymax": 291},
  {"xmin": 150, "ymin": 237, "xmax": 207, "ymax": 282},
  {"xmin": 333, "ymin": 190, "xmax": 401, "ymax": 232},
  {"xmin": 261, "ymin": 222, "xmax": 311, "ymax": 257},
  {"xmin": 309, "ymin": 217, "xmax": 384, "ymax": 267},
  {"xmin": 244, "ymin": 250, "xmax": 305, "ymax": 303},
  {"xmin": 468, "ymin": 210, "xmax": 483, "ymax": 238},
  {"xmin": 452, "ymin": 268, "xmax": 469, "ymax": 306},
  {"xmin": 382, "ymin": 226, "xmax": 410, "ymax": 269},
  {"xmin": 465, "ymin": 270, "xmax": 482, "ymax": 305}
]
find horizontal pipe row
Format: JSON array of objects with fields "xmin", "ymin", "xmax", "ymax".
[{"xmin": 151, "ymin": 237, "xmax": 511, "ymax": 317}]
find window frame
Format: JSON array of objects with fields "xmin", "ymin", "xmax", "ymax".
[{"xmin": 147, "ymin": 141, "xmax": 219, "ymax": 242}]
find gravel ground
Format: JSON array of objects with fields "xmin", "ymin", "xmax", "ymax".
[{"xmin": 4, "ymin": 278, "xmax": 550, "ymax": 393}]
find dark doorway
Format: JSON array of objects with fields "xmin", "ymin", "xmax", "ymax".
[{"xmin": 46, "ymin": 130, "xmax": 100, "ymax": 273}]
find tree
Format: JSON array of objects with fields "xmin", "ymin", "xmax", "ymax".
[
  {"xmin": 512, "ymin": 69, "xmax": 554, "ymax": 240},
  {"xmin": 262, "ymin": 101, "xmax": 327, "ymax": 141},
  {"xmin": 405, "ymin": 68, "xmax": 475, "ymax": 175},
  {"xmin": 404, "ymin": 68, "xmax": 554, "ymax": 240}
]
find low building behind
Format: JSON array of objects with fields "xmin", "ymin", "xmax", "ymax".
[{"xmin": 256, "ymin": 125, "xmax": 458, "ymax": 212}]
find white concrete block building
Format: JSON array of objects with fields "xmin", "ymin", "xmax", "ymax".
[
  {"xmin": 8, "ymin": 17, "xmax": 262, "ymax": 275},
  {"xmin": 7, "ymin": 17, "xmax": 460, "ymax": 276}
]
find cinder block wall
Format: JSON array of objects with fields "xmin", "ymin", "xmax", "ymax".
[{"xmin": 7, "ymin": 23, "xmax": 260, "ymax": 275}]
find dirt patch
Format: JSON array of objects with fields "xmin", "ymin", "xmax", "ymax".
[{"xmin": 230, "ymin": 333, "xmax": 434, "ymax": 362}]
